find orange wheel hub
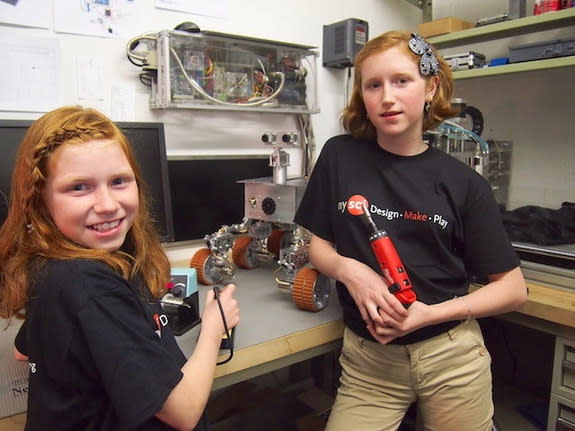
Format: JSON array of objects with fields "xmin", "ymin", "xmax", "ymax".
[
  {"xmin": 232, "ymin": 236, "xmax": 257, "ymax": 269},
  {"xmin": 190, "ymin": 248, "xmax": 216, "ymax": 285},
  {"xmin": 292, "ymin": 267, "xmax": 322, "ymax": 312},
  {"xmin": 267, "ymin": 229, "xmax": 284, "ymax": 257}
]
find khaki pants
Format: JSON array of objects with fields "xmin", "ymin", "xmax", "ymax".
[{"xmin": 326, "ymin": 320, "xmax": 493, "ymax": 431}]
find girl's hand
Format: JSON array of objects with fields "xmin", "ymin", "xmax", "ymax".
[
  {"xmin": 13, "ymin": 347, "xmax": 28, "ymax": 362},
  {"xmin": 201, "ymin": 284, "xmax": 240, "ymax": 339},
  {"xmin": 341, "ymin": 258, "xmax": 408, "ymax": 327},
  {"xmin": 367, "ymin": 301, "xmax": 433, "ymax": 344}
]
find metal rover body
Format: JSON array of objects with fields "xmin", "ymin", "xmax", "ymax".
[{"xmin": 189, "ymin": 136, "xmax": 330, "ymax": 312}]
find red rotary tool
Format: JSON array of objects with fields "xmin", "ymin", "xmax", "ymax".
[{"xmin": 347, "ymin": 194, "xmax": 416, "ymax": 307}]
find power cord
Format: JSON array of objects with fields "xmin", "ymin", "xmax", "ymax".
[{"xmin": 212, "ymin": 286, "xmax": 234, "ymax": 365}]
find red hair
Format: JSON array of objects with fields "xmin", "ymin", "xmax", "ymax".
[
  {"xmin": 0, "ymin": 106, "xmax": 170, "ymax": 318},
  {"xmin": 341, "ymin": 30, "xmax": 456, "ymax": 141}
]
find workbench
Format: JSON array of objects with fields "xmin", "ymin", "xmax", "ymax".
[
  {"xmin": 170, "ymin": 244, "xmax": 575, "ymax": 431},
  {"xmin": 171, "ymin": 258, "xmax": 344, "ymax": 390}
]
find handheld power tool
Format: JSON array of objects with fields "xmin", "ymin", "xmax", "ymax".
[{"xmin": 347, "ymin": 195, "xmax": 416, "ymax": 307}]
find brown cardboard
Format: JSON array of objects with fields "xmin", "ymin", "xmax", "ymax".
[{"xmin": 418, "ymin": 17, "xmax": 474, "ymax": 38}]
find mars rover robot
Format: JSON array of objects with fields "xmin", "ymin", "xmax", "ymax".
[{"xmin": 189, "ymin": 133, "xmax": 331, "ymax": 312}]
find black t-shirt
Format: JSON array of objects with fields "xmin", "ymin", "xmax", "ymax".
[
  {"xmin": 20, "ymin": 259, "xmax": 208, "ymax": 431},
  {"xmin": 294, "ymin": 135, "xmax": 519, "ymax": 344}
]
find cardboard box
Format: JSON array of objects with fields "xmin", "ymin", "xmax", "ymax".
[{"xmin": 418, "ymin": 17, "xmax": 474, "ymax": 38}]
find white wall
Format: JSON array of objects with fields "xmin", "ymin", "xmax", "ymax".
[
  {"xmin": 1, "ymin": 0, "xmax": 572, "ymax": 209},
  {"xmin": 0, "ymin": 0, "xmax": 421, "ymax": 173}
]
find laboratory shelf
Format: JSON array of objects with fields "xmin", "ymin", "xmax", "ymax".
[
  {"xmin": 428, "ymin": 7, "xmax": 575, "ymax": 48},
  {"xmin": 452, "ymin": 55, "xmax": 575, "ymax": 79}
]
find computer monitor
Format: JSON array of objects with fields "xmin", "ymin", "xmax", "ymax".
[
  {"xmin": 0, "ymin": 120, "xmax": 175, "ymax": 242},
  {"xmin": 169, "ymin": 156, "xmax": 273, "ymax": 241}
]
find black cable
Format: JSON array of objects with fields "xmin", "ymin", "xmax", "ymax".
[
  {"xmin": 464, "ymin": 105, "xmax": 484, "ymax": 136},
  {"xmin": 213, "ymin": 286, "xmax": 233, "ymax": 365},
  {"xmin": 126, "ymin": 52, "xmax": 144, "ymax": 67}
]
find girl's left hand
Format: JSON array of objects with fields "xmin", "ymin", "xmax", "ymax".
[{"xmin": 13, "ymin": 347, "xmax": 28, "ymax": 362}]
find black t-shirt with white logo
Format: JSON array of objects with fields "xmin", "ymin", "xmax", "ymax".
[
  {"xmin": 21, "ymin": 259, "xmax": 207, "ymax": 431},
  {"xmin": 295, "ymin": 135, "xmax": 519, "ymax": 344}
]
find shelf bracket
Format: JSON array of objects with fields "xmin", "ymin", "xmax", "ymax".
[{"xmin": 404, "ymin": 0, "xmax": 433, "ymax": 23}]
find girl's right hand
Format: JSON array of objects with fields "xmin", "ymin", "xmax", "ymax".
[
  {"xmin": 340, "ymin": 258, "xmax": 407, "ymax": 327},
  {"xmin": 201, "ymin": 284, "xmax": 240, "ymax": 339},
  {"xmin": 307, "ymin": 234, "xmax": 407, "ymax": 330}
]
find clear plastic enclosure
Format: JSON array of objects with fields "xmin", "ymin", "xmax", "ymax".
[{"xmin": 151, "ymin": 30, "xmax": 319, "ymax": 113}]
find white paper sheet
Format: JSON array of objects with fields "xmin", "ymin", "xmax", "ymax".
[
  {"xmin": 54, "ymin": 0, "xmax": 144, "ymax": 38},
  {"xmin": 0, "ymin": 0, "xmax": 50, "ymax": 29},
  {"xmin": 0, "ymin": 33, "xmax": 60, "ymax": 113}
]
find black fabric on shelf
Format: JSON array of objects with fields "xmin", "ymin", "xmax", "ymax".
[{"xmin": 502, "ymin": 202, "xmax": 575, "ymax": 246}]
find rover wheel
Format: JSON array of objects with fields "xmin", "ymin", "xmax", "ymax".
[
  {"xmin": 267, "ymin": 229, "xmax": 284, "ymax": 257},
  {"xmin": 232, "ymin": 236, "xmax": 259, "ymax": 269},
  {"xmin": 292, "ymin": 267, "xmax": 330, "ymax": 312},
  {"xmin": 189, "ymin": 248, "xmax": 222, "ymax": 285}
]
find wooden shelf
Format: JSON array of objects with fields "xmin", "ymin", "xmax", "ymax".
[
  {"xmin": 452, "ymin": 55, "xmax": 575, "ymax": 79},
  {"xmin": 428, "ymin": 8, "xmax": 575, "ymax": 48}
]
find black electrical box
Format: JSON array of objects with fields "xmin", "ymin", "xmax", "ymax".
[{"xmin": 322, "ymin": 18, "xmax": 368, "ymax": 68}]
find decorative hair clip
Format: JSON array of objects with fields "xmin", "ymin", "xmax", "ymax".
[{"xmin": 408, "ymin": 33, "xmax": 439, "ymax": 76}]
